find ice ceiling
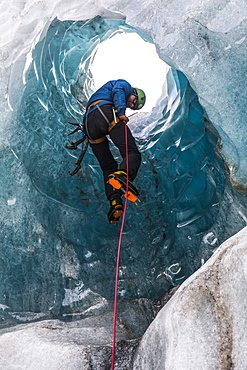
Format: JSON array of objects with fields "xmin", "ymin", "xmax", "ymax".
[{"xmin": 1, "ymin": 1, "xmax": 247, "ymax": 323}]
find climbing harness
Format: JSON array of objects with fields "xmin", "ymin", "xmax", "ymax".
[
  {"xmin": 111, "ymin": 122, "xmax": 129, "ymax": 370},
  {"xmin": 65, "ymin": 104, "xmax": 119, "ymax": 175},
  {"xmin": 84, "ymin": 104, "xmax": 120, "ymax": 144}
]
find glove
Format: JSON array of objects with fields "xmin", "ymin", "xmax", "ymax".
[{"xmin": 118, "ymin": 115, "xmax": 129, "ymax": 124}]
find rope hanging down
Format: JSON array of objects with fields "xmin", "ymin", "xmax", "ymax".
[{"xmin": 111, "ymin": 122, "xmax": 129, "ymax": 370}]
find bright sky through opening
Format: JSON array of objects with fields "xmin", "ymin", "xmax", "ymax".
[{"xmin": 91, "ymin": 32, "xmax": 169, "ymax": 112}]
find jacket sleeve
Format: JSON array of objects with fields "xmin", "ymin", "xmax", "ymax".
[{"xmin": 111, "ymin": 80, "xmax": 133, "ymax": 116}]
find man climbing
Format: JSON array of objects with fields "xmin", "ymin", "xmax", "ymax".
[{"xmin": 83, "ymin": 79, "xmax": 146, "ymax": 224}]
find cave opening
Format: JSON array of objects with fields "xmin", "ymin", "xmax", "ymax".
[{"xmin": 89, "ymin": 31, "xmax": 169, "ymax": 112}]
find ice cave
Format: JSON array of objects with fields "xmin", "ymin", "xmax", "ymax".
[{"xmin": 0, "ymin": 0, "xmax": 247, "ymax": 369}]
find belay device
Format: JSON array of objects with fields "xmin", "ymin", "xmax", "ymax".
[{"xmin": 64, "ymin": 122, "xmax": 88, "ymax": 176}]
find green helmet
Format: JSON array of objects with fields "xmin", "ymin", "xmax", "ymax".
[{"xmin": 133, "ymin": 88, "xmax": 146, "ymax": 110}]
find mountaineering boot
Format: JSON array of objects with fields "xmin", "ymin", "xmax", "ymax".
[
  {"xmin": 108, "ymin": 171, "xmax": 139, "ymax": 203},
  {"xmin": 107, "ymin": 198, "xmax": 123, "ymax": 224}
]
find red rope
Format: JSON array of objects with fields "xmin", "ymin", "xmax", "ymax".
[{"xmin": 111, "ymin": 122, "xmax": 129, "ymax": 370}]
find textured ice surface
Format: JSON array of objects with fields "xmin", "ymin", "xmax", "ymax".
[
  {"xmin": 0, "ymin": 1, "xmax": 247, "ymax": 327},
  {"xmin": 1, "ymin": 230, "xmax": 247, "ymax": 369},
  {"xmin": 133, "ymin": 227, "xmax": 247, "ymax": 370}
]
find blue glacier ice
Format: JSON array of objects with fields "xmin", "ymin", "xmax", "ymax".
[{"xmin": 1, "ymin": 10, "xmax": 247, "ymax": 334}]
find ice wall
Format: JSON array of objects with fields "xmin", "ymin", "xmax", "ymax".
[
  {"xmin": 1, "ymin": 0, "xmax": 247, "ymax": 325},
  {"xmin": 133, "ymin": 227, "xmax": 247, "ymax": 370}
]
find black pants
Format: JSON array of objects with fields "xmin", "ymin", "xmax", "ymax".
[{"xmin": 84, "ymin": 104, "xmax": 141, "ymax": 200}]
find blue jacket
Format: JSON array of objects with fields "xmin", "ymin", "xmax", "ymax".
[{"xmin": 86, "ymin": 79, "xmax": 135, "ymax": 116}]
